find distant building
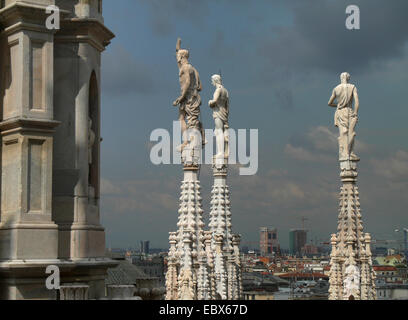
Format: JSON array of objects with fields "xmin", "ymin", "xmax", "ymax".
[
  {"xmin": 140, "ymin": 241, "xmax": 150, "ymax": 254},
  {"xmin": 133, "ymin": 256, "xmax": 166, "ymax": 286},
  {"xmin": 289, "ymin": 230, "xmax": 307, "ymax": 256},
  {"xmin": 302, "ymin": 243, "xmax": 319, "ymax": 256},
  {"xmin": 242, "ymin": 273, "xmax": 286, "ymax": 300},
  {"xmin": 260, "ymin": 227, "xmax": 280, "ymax": 256},
  {"xmin": 105, "ymin": 252, "xmax": 165, "ymax": 300},
  {"xmin": 374, "ymin": 265, "xmax": 408, "ymax": 299},
  {"xmin": 374, "ymin": 254, "xmax": 406, "ymax": 267}
]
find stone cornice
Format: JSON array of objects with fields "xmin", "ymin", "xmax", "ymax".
[
  {"xmin": 0, "ymin": 117, "xmax": 61, "ymax": 135},
  {"xmin": 55, "ymin": 18, "xmax": 115, "ymax": 52},
  {"xmin": 0, "ymin": 2, "xmax": 71, "ymax": 31}
]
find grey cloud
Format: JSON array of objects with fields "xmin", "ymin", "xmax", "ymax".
[
  {"xmin": 102, "ymin": 45, "xmax": 158, "ymax": 96},
  {"xmin": 259, "ymin": 0, "xmax": 408, "ymax": 74},
  {"xmin": 371, "ymin": 150, "xmax": 408, "ymax": 184},
  {"xmin": 139, "ymin": 0, "xmax": 210, "ymax": 37},
  {"xmin": 255, "ymin": 0, "xmax": 408, "ymax": 108},
  {"xmin": 285, "ymin": 126, "xmax": 370, "ymax": 163}
]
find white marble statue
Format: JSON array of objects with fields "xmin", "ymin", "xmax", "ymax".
[
  {"xmin": 343, "ymin": 264, "xmax": 360, "ymax": 299},
  {"xmin": 328, "ymin": 72, "xmax": 360, "ymax": 161},
  {"xmin": 209, "ymin": 74, "xmax": 229, "ymax": 158},
  {"xmin": 173, "ymin": 38, "xmax": 205, "ymax": 152}
]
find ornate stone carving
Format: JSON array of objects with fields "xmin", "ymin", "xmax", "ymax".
[
  {"xmin": 59, "ymin": 284, "xmax": 89, "ymax": 300},
  {"xmin": 165, "ymin": 232, "xmax": 179, "ymax": 300},
  {"xmin": 212, "ymin": 156, "xmax": 228, "ymax": 176},
  {"xmin": 213, "ymin": 233, "xmax": 227, "ymax": 300},
  {"xmin": 343, "ymin": 264, "xmax": 360, "ymax": 299}
]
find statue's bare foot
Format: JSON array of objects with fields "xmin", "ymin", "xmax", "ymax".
[{"xmin": 350, "ymin": 153, "xmax": 360, "ymax": 161}]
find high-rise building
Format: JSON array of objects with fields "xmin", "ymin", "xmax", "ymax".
[
  {"xmin": 260, "ymin": 227, "xmax": 280, "ymax": 256},
  {"xmin": 140, "ymin": 241, "xmax": 150, "ymax": 254},
  {"xmin": 289, "ymin": 229, "xmax": 307, "ymax": 256}
]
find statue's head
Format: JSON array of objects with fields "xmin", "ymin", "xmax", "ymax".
[
  {"xmin": 340, "ymin": 72, "xmax": 351, "ymax": 84},
  {"xmin": 177, "ymin": 49, "xmax": 189, "ymax": 64},
  {"xmin": 211, "ymin": 74, "xmax": 222, "ymax": 86}
]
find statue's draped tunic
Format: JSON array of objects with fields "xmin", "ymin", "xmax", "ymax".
[
  {"xmin": 180, "ymin": 63, "xmax": 201, "ymax": 129},
  {"xmin": 333, "ymin": 83, "xmax": 356, "ymax": 129},
  {"xmin": 212, "ymin": 87, "xmax": 229, "ymax": 128}
]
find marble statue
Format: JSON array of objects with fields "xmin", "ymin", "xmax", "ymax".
[
  {"xmin": 173, "ymin": 38, "xmax": 205, "ymax": 151},
  {"xmin": 209, "ymin": 74, "xmax": 230, "ymax": 158},
  {"xmin": 328, "ymin": 72, "xmax": 360, "ymax": 161},
  {"xmin": 343, "ymin": 264, "xmax": 360, "ymax": 299}
]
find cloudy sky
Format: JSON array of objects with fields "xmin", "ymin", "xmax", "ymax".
[{"xmin": 99, "ymin": 0, "xmax": 408, "ymax": 250}]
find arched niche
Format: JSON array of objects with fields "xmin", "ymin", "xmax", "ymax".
[{"xmin": 88, "ymin": 71, "xmax": 100, "ymax": 202}]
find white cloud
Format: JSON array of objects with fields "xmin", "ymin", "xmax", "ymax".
[
  {"xmin": 371, "ymin": 150, "xmax": 408, "ymax": 181},
  {"xmin": 284, "ymin": 126, "xmax": 370, "ymax": 163},
  {"xmin": 101, "ymin": 178, "xmax": 122, "ymax": 195}
]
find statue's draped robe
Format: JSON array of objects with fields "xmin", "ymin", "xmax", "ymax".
[
  {"xmin": 333, "ymin": 83, "xmax": 356, "ymax": 130},
  {"xmin": 179, "ymin": 63, "xmax": 201, "ymax": 129},
  {"xmin": 212, "ymin": 86, "xmax": 229, "ymax": 129}
]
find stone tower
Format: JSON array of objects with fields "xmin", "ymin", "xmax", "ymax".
[{"xmin": 0, "ymin": 0, "xmax": 115, "ymax": 299}]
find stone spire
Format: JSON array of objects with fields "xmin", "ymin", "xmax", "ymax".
[
  {"xmin": 328, "ymin": 160, "xmax": 376, "ymax": 300},
  {"xmin": 165, "ymin": 145, "xmax": 210, "ymax": 300},
  {"xmin": 207, "ymin": 73, "xmax": 242, "ymax": 300},
  {"xmin": 165, "ymin": 232, "xmax": 178, "ymax": 300},
  {"xmin": 209, "ymin": 157, "xmax": 242, "ymax": 300},
  {"xmin": 165, "ymin": 38, "xmax": 211, "ymax": 300}
]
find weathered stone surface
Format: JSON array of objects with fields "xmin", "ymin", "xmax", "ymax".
[{"xmin": 0, "ymin": 0, "xmax": 116, "ymax": 300}]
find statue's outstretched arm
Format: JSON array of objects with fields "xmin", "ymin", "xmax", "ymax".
[{"xmin": 176, "ymin": 38, "xmax": 181, "ymax": 52}]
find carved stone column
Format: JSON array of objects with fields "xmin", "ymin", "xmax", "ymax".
[{"xmin": 60, "ymin": 284, "xmax": 89, "ymax": 300}]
